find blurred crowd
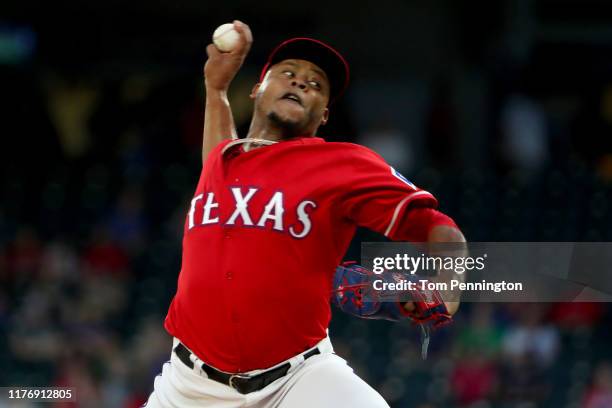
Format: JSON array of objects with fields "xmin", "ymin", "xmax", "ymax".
[
  {"xmin": 332, "ymin": 302, "xmax": 612, "ymax": 408},
  {"xmin": 0, "ymin": 63, "xmax": 611, "ymax": 407},
  {"xmin": 2, "ymin": 229, "xmax": 612, "ymax": 407},
  {"xmin": 2, "ymin": 1, "xmax": 612, "ymax": 406}
]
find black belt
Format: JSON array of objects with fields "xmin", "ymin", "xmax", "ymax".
[{"xmin": 173, "ymin": 343, "xmax": 320, "ymax": 394}]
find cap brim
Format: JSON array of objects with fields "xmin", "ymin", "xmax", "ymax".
[{"xmin": 260, "ymin": 37, "xmax": 349, "ymax": 104}]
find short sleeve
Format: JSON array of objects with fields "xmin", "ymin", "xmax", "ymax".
[
  {"xmin": 195, "ymin": 139, "xmax": 234, "ymax": 192},
  {"xmin": 339, "ymin": 146, "xmax": 437, "ymax": 237}
]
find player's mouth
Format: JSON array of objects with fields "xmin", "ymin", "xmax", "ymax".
[{"xmin": 280, "ymin": 92, "xmax": 303, "ymax": 106}]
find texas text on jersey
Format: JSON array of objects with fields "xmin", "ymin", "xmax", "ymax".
[{"xmin": 164, "ymin": 137, "xmax": 437, "ymax": 373}]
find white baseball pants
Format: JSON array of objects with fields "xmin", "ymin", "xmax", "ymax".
[{"xmin": 143, "ymin": 337, "xmax": 389, "ymax": 408}]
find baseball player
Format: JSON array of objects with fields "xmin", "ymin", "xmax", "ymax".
[{"xmin": 144, "ymin": 20, "xmax": 466, "ymax": 408}]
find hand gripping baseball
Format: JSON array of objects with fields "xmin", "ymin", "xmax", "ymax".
[{"xmin": 204, "ymin": 20, "xmax": 253, "ymax": 91}]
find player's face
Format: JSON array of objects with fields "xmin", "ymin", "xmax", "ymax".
[{"xmin": 251, "ymin": 59, "xmax": 330, "ymax": 137}]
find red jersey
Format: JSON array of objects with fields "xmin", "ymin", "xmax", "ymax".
[{"xmin": 164, "ymin": 136, "xmax": 437, "ymax": 372}]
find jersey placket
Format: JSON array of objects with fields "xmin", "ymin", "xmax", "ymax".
[{"xmin": 220, "ymin": 150, "xmax": 249, "ymax": 372}]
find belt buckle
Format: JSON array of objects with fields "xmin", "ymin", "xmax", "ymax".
[{"xmin": 228, "ymin": 373, "xmax": 251, "ymax": 392}]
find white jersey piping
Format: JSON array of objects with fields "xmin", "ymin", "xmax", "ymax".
[
  {"xmin": 221, "ymin": 138, "xmax": 278, "ymax": 155},
  {"xmin": 383, "ymin": 191, "xmax": 433, "ymax": 237}
]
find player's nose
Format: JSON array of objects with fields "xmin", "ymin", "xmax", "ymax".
[{"xmin": 291, "ymin": 79, "xmax": 308, "ymax": 92}]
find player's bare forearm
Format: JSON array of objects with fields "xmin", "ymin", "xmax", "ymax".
[
  {"xmin": 202, "ymin": 88, "xmax": 237, "ymax": 162},
  {"xmin": 395, "ymin": 208, "xmax": 466, "ymax": 315},
  {"xmin": 201, "ymin": 20, "xmax": 252, "ymax": 164},
  {"xmin": 426, "ymin": 225, "xmax": 467, "ymax": 315}
]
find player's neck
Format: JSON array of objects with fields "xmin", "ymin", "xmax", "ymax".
[
  {"xmin": 246, "ymin": 116, "xmax": 315, "ymax": 142},
  {"xmin": 245, "ymin": 124, "xmax": 284, "ymax": 142}
]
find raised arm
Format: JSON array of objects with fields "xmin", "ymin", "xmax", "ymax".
[{"xmin": 202, "ymin": 21, "xmax": 253, "ymax": 164}]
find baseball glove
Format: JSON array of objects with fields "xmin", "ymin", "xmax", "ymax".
[{"xmin": 331, "ymin": 262, "xmax": 452, "ymax": 359}]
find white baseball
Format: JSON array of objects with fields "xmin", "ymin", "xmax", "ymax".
[{"xmin": 212, "ymin": 23, "xmax": 241, "ymax": 52}]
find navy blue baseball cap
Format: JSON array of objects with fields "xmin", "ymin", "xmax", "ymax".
[{"xmin": 259, "ymin": 37, "xmax": 350, "ymax": 104}]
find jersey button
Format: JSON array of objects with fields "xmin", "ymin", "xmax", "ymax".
[{"xmin": 226, "ymin": 271, "xmax": 233, "ymax": 280}]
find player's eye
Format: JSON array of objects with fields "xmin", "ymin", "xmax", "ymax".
[
  {"xmin": 309, "ymin": 80, "xmax": 321, "ymax": 90},
  {"xmin": 282, "ymin": 70, "xmax": 294, "ymax": 78}
]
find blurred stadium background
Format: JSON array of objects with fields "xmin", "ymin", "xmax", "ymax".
[{"xmin": 1, "ymin": 0, "xmax": 612, "ymax": 407}]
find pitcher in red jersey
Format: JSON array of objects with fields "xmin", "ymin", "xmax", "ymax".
[{"xmin": 144, "ymin": 20, "xmax": 466, "ymax": 408}]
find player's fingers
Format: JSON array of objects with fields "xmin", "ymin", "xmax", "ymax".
[
  {"xmin": 403, "ymin": 302, "xmax": 416, "ymax": 312},
  {"xmin": 232, "ymin": 20, "xmax": 253, "ymax": 53},
  {"xmin": 206, "ymin": 43, "xmax": 221, "ymax": 58},
  {"xmin": 233, "ymin": 20, "xmax": 253, "ymax": 43}
]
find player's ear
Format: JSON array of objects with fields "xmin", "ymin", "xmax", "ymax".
[
  {"xmin": 250, "ymin": 83, "xmax": 261, "ymax": 100},
  {"xmin": 320, "ymin": 108, "xmax": 329, "ymax": 126}
]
